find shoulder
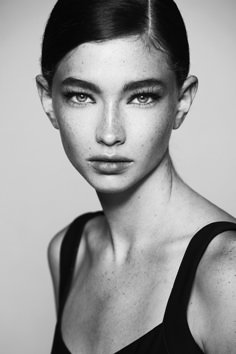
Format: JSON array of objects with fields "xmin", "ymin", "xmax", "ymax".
[
  {"xmin": 196, "ymin": 227, "xmax": 236, "ymax": 297},
  {"xmin": 47, "ymin": 211, "xmax": 103, "ymax": 311},
  {"xmin": 193, "ymin": 227, "xmax": 236, "ymax": 353},
  {"xmin": 48, "ymin": 225, "xmax": 69, "ymax": 275},
  {"xmin": 47, "ymin": 225, "xmax": 70, "ymax": 312},
  {"xmin": 47, "ymin": 211, "xmax": 99, "ymax": 271}
]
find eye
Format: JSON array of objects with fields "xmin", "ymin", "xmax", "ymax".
[
  {"xmin": 74, "ymin": 93, "xmax": 90, "ymax": 103},
  {"xmin": 133, "ymin": 94, "xmax": 153, "ymax": 104},
  {"xmin": 63, "ymin": 90, "xmax": 95, "ymax": 105},
  {"xmin": 128, "ymin": 92, "xmax": 161, "ymax": 106}
]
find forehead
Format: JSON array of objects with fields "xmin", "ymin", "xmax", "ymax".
[{"xmin": 54, "ymin": 36, "xmax": 175, "ymax": 88}]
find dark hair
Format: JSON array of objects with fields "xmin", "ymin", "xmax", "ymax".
[{"xmin": 41, "ymin": 0, "xmax": 190, "ymax": 88}]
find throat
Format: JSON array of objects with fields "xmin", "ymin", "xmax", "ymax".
[{"xmin": 96, "ymin": 161, "xmax": 178, "ymax": 262}]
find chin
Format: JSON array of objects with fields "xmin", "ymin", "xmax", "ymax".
[
  {"xmin": 83, "ymin": 174, "xmax": 132, "ymax": 194},
  {"xmin": 78, "ymin": 163, "xmax": 156, "ymax": 195},
  {"xmin": 91, "ymin": 181, "xmax": 132, "ymax": 195},
  {"xmin": 95, "ymin": 186, "xmax": 130, "ymax": 195},
  {"xmin": 86, "ymin": 172, "xmax": 148, "ymax": 196}
]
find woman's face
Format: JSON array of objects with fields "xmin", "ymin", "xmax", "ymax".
[{"xmin": 45, "ymin": 36, "xmax": 189, "ymax": 193}]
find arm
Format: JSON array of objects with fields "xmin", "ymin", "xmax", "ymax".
[
  {"xmin": 194, "ymin": 230, "xmax": 236, "ymax": 354},
  {"xmin": 47, "ymin": 226, "xmax": 69, "ymax": 315}
]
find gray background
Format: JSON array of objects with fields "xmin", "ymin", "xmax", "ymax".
[{"xmin": 1, "ymin": 0, "xmax": 236, "ymax": 353}]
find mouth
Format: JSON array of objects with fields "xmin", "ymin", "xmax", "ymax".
[
  {"xmin": 87, "ymin": 155, "xmax": 133, "ymax": 174},
  {"xmin": 88, "ymin": 155, "xmax": 133, "ymax": 162}
]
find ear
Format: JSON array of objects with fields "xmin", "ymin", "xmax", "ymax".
[
  {"xmin": 173, "ymin": 75, "xmax": 198, "ymax": 130},
  {"xmin": 35, "ymin": 75, "xmax": 59, "ymax": 129}
]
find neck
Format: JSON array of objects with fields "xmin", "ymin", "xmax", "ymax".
[{"xmin": 97, "ymin": 153, "xmax": 179, "ymax": 261}]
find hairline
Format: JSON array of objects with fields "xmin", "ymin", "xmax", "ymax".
[{"xmin": 46, "ymin": 32, "xmax": 172, "ymax": 90}]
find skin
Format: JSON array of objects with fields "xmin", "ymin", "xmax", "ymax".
[
  {"xmin": 37, "ymin": 36, "xmax": 236, "ymax": 354},
  {"xmin": 38, "ymin": 37, "xmax": 194, "ymax": 195}
]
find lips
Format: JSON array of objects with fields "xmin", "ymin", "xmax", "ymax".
[
  {"xmin": 88, "ymin": 155, "xmax": 133, "ymax": 163},
  {"xmin": 87, "ymin": 155, "xmax": 133, "ymax": 174}
]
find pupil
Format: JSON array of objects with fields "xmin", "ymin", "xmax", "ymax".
[{"xmin": 139, "ymin": 95, "xmax": 148, "ymax": 102}]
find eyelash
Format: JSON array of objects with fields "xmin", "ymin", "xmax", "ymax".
[
  {"xmin": 62, "ymin": 89, "xmax": 161, "ymax": 107},
  {"xmin": 128, "ymin": 89, "xmax": 161, "ymax": 106},
  {"xmin": 63, "ymin": 91, "xmax": 95, "ymax": 105}
]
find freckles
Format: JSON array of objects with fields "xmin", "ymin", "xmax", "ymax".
[
  {"xmin": 149, "ymin": 130, "xmax": 159, "ymax": 144},
  {"xmin": 150, "ymin": 136, "xmax": 156, "ymax": 143}
]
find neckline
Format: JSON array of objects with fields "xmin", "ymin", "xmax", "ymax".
[
  {"xmin": 60, "ymin": 321, "xmax": 163, "ymax": 354},
  {"xmin": 58, "ymin": 213, "xmax": 236, "ymax": 354},
  {"xmin": 58, "ymin": 211, "xmax": 163, "ymax": 353}
]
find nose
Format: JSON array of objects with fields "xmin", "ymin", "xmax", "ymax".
[{"xmin": 96, "ymin": 103, "xmax": 126, "ymax": 146}]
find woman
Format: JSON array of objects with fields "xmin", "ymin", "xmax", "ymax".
[{"xmin": 36, "ymin": 0, "xmax": 236, "ymax": 353}]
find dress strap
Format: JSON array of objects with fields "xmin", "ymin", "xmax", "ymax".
[
  {"xmin": 57, "ymin": 211, "xmax": 103, "ymax": 318},
  {"xmin": 163, "ymin": 221, "xmax": 236, "ymax": 353}
]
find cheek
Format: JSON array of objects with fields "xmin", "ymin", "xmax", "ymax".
[
  {"xmin": 131, "ymin": 108, "xmax": 175, "ymax": 156},
  {"xmin": 59, "ymin": 125, "xmax": 80, "ymax": 160},
  {"xmin": 53, "ymin": 101, "xmax": 96, "ymax": 154},
  {"xmin": 55, "ymin": 112, "xmax": 90, "ymax": 164}
]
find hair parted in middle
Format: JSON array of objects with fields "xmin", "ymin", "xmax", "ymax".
[{"xmin": 41, "ymin": 0, "xmax": 190, "ymax": 88}]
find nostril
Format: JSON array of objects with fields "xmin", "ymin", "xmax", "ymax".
[
  {"xmin": 96, "ymin": 122, "xmax": 126, "ymax": 146},
  {"xmin": 95, "ymin": 104, "xmax": 126, "ymax": 146},
  {"xmin": 96, "ymin": 131, "xmax": 125, "ymax": 146}
]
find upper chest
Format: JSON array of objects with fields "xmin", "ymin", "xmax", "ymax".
[{"xmin": 61, "ymin": 241, "xmax": 187, "ymax": 354}]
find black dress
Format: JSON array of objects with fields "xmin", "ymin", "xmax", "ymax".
[{"xmin": 51, "ymin": 211, "xmax": 236, "ymax": 353}]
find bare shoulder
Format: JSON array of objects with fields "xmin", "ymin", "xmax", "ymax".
[
  {"xmin": 193, "ymin": 225, "xmax": 236, "ymax": 353},
  {"xmin": 48, "ymin": 225, "xmax": 70, "ymax": 312},
  {"xmin": 48, "ymin": 225, "xmax": 69, "ymax": 268},
  {"xmin": 181, "ymin": 184, "xmax": 236, "ymax": 352},
  {"xmin": 47, "ymin": 212, "xmax": 104, "ymax": 311},
  {"xmin": 174, "ymin": 181, "xmax": 235, "ymax": 234}
]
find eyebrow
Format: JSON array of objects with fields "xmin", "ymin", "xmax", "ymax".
[
  {"xmin": 61, "ymin": 77, "xmax": 102, "ymax": 93},
  {"xmin": 123, "ymin": 79, "xmax": 165, "ymax": 92},
  {"xmin": 61, "ymin": 77, "xmax": 165, "ymax": 93}
]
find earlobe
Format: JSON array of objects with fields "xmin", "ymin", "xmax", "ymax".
[
  {"xmin": 35, "ymin": 75, "xmax": 59, "ymax": 129},
  {"xmin": 173, "ymin": 75, "xmax": 198, "ymax": 130}
]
